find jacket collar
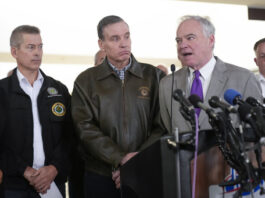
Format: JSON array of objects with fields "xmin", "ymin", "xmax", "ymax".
[
  {"xmin": 199, "ymin": 56, "xmax": 228, "ymax": 125},
  {"xmin": 10, "ymin": 68, "xmax": 50, "ymax": 95},
  {"xmin": 96, "ymin": 54, "xmax": 144, "ymax": 80}
]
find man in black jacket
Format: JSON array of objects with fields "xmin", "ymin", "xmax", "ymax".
[{"xmin": 0, "ymin": 25, "xmax": 72, "ymax": 198}]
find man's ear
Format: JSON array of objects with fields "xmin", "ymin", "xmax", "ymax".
[
  {"xmin": 11, "ymin": 47, "xmax": 18, "ymax": 59},
  {"xmin": 209, "ymin": 34, "xmax": 215, "ymax": 48},
  {"xmin": 98, "ymin": 39, "xmax": 104, "ymax": 51},
  {"xmin": 254, "ymin": 58, "xmax": 258, "ymax": 66}
]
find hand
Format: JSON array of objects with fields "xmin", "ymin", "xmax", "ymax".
[
  {"xmin": 111, "ymin": 152, "xmax": 138, "ymax": 189},
  {"xmin": 23, "ymin": 166, "xmax": 39, "ymax": 183},
  {"xmin": 0, "ymin": 169, "xmax": 3, "ymax": 184},
  {"xmin": 120, "ymin": 152, "xmax": 138, "ymax": 165},
  {"xmin": 112, "ymin": 169, "xmax": 120, "ymax": 189},
  {"xmin": 30, "ymin": 165, "xmax": 58, "ymax": 194}
]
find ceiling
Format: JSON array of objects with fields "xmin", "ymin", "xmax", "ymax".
[{"xmin": 177, "ymin": 0, "xmax": 265, "ymax": 9}]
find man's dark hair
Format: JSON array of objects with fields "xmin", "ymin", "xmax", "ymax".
[
  {"xmin": 254, "ymin": 38, "xmax": 265, "ymax": 52},
  {"xmin": 97, "ymin": 15, "xmax": 125, "ymax": 40},
  {"xmin": 10, "ymin": 25, "xmax": 40, "ymax": 48}
]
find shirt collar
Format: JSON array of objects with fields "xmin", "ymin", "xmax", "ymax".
[
  {"xmin": 108, "ymin": 57, "xmax": 132, "ymax": 72},
  {"xmin": 16, "ymin": 68, "xmax": 44, "ymax": 84},
  {"xmin": 189, "ymin": 56, "xmax": 216, "ymax": 80}
]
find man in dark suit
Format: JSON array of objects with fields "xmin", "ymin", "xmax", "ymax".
[{"xmin": 159, "ymin": 15, "xmax": 262, "ymax": 198}]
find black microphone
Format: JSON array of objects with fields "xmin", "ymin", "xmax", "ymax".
[
  {"xmin": 171, "ymin": 64, "xmax": 176, "ymax": 73},
  {"xmin": 224, "ymin": 89, "xmax": 244, "ymax": 105},
  {"xmin": 188, "ymin": 94, "xmax": 218, "ymax": 120},
  {"xmin": 173, "ymin": 89, "xmax": 196, "ymax": 131},
  {"xmin": 238, "ymin": 103, "xmax": 262, "ymax": 137},
  {"xmin": 209, "ymin": 96, "xmax": 237, "ymax": 113},
  {"xmin": 173, "ymin": 89, "xmax": 194, "ymax": 113},
  {"xmin": 170, "ymin": 64, "xmax": 176, "ymax": 134},
  {"xmin": 246, "ymin": 97, "xmax": 264, "ymax": 109},
  {"xmin": 238, "ymin": 103, "xmax": 254, "ymax": 122}
]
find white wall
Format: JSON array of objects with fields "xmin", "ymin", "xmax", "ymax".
[{"xmin": 0, "ymin": 0, "xmax": 264, "ymax": 91}]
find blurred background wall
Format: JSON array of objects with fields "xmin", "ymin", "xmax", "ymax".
[{"xmin": 0, "ymin": 0, "xmax": 264, "ymax": 92}]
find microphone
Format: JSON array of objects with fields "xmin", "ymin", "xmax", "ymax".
[
  {"xmin": 188, "ymin": 94, "xmax": 218, "ymax": 120},
  {"xmin": 171, "ymin": 64, "xmax": 176, "ymax": 73},
  {"xmin": 173, "ymin": 89, "xmax": 194, "ymax": 113},
  {"xmin": 246, "ymin": 97, "xmax": 264, "ymax": 109},
  {"xmin": 224, "ymin": 89, "xmax": 244, "ymax": 105},
  {"xmin": 238, "ymin": 103, "xmax": 262, "ymax": 137},
  {"xmin": 209, "ymin": 96, "xmax": 237, "ymax": 113},
  {"xmin": 238, "ymin": 103, "xmax": 254, "ymax": 122},
  {"xmin": 170, "ymin": 64, "xmax": 176, "ymax": 134}
]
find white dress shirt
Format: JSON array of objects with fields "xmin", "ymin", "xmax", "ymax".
[
  {"xmin": 17, "ymin": 69, "xmax": 62, "ymax": 198},
  {"xmin": 188, "ymin": 56, "xmax": 216, "ymax": 100},
  {"xmin": 17, "ymin": 69, "xmax": 45, "ymax": 169}
]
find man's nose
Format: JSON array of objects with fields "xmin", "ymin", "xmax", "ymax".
[
  {"xmin": 178, "ymin": 39, "xmax": 188, "ymax": 49},
  {"xmin": 120, "ymin": 38, "xmax": 129, "ymax": 48},
  {"xmin": 34, "ymin": 48, "xmax": 42, "ymax": 56}
]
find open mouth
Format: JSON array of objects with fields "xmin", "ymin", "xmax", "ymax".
[{"xmin": 183, "ymin": 52, "xmax": 192, "ymax": 57}]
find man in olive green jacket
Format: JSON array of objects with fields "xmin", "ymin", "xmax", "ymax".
[{"xmin": 71, "ymin": 15, "xmax": 165, "ymax": 198}]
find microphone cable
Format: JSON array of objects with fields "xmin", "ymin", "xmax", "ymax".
[
  {"xmin": 170, "ymin": 64, "xmax": 176, "ymax": 134},
  {"xmin": 192, "ymin": 113, "xmax": 199, "ymax": 198}
]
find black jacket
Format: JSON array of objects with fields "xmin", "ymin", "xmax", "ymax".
[
  {"xmin": 71, "ymin": 55, "xmax": 166, "ymax": 176},
  {"xmin": 0, "ymin": 68, "xmax": 73, "ymax": 191}
]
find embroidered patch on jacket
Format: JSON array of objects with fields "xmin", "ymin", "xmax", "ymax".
[
  {"xmin": 47, "ymin": 87, "xmax": 58, "ymax": 95},
  {"xmin": 47, "ymin": 87, "xmax": 62, "ymax": 97},
  {"xmin": 138, "ymin": 86, "xmax": 150, "ymax": 99},
  {"xmin": 52, "ymin": 102, "xmax": 66, "ymax": 117}
]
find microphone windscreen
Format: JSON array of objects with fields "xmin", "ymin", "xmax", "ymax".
[
  {"xmin": 208, "ymin": 96, "xmax": 220, "ymax": 108},
  {"xmin": 224, "ymin": 89, "xmax": 241, "ymax": 105},
  {"xmin": 171, "ymin": 64, "xmax": 176, "ymax": 72},
  {"xmin": 188, "ymin": 94, "xmax": 202, "ymax": 108},
  {"xmin": 246, "ymin": 97, "xmax": 258, "ymax": 107},
  {"xmin": 238, "ymin": 103, "xmax": 252, "ymax": 121},
  {"xmin": 173, "ymin": 89, "xmax": 182, "ymax": 101}
]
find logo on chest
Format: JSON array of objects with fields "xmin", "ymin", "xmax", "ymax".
[
  {"xmin": 138, "ymin": 86, "xmax": 150, "ymax": 99},
  {"xmin": 52, "ymin": 102, "xmax": 66, "ymax": 117},
  {"xmin": 47, "ymin": 87, "xmax": 62, "ymax": 97}
]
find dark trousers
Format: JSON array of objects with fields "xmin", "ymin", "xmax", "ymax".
[
  {"xmin": 4, "ymin": 189, "xmax": 40, "ymax": 198},
  {"xmin": 84, "ymin": 171, "xmax": 121, "ymax": 198},
  {"xmin": 0, "ymin": 185, "xmax": 3, "ymax": 198},
  {"xmin": 68, "ymin": 152, "xmax": 85, "ymax": 198}
]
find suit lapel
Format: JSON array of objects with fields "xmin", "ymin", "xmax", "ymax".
[
  {"xmin": 176, "ymin": 67, "xmax": 189, "ymax": 95},
  {"xmin": 199, "ymin": 58, "xmax": 228, "ymax": 126},
  {"xmin": 174, "ymin": 67, "xmax": 191, "ymax": 131}
]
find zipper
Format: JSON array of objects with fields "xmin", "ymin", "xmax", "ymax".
[{"xmin": 122, "ymin": 79, "xmax": 127, "ymax": 149}]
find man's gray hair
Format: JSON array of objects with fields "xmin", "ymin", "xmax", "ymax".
[
  {"xmin": 10, "ymin": 25, "xmax": 40, "ymax": 48},
  {"xmin": 179, "ymin": 15, "xmax": 215, "ymax": 37}
]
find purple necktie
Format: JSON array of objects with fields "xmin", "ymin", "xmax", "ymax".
[{"xmin": 190, "ymin": 70, "xmax": 203, "ymax": 116}]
